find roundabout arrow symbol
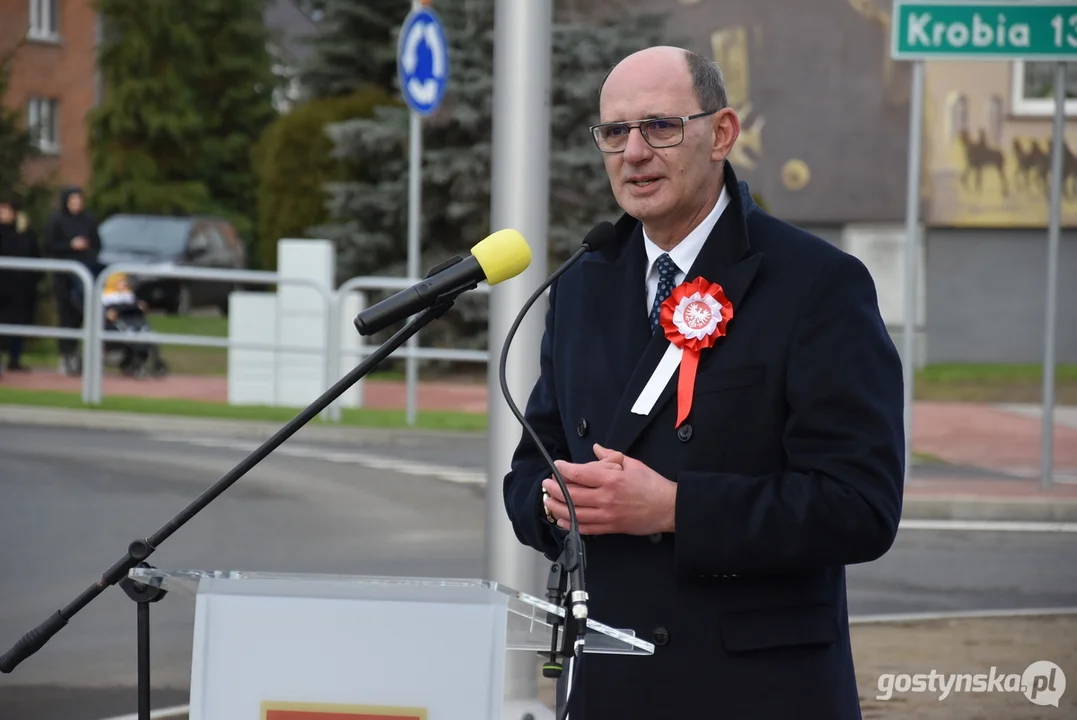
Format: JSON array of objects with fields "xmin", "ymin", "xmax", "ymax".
[
  {"xmin": 402, "ymin": 19, "xmax": 425, "ymax": 76},
  {"xmin": 425, "ymin": 22, "xmax": 445, "ymax": 78}
]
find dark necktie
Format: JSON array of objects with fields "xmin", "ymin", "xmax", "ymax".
[{"xmin": 649, "ymin": 253, "xmax": 680, "ymax": 334}]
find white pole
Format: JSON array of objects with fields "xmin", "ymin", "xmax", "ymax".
[
  {"xmin": 406, "ymin": 109, "xmax": 422, "ymax": 425},
  {"xmin": 902, "ymin": 60, "xmax": 924, "ymax": 483},
  {"xmin": 488, "ymin": 0, "xmax": 553, "ymax": 714},
  {"xmin": 1040, "ymin": 60, "xmax": 1066, "ymax": 491}
]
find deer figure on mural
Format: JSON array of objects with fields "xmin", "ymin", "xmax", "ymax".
[
  {"xmin": 1012, "ymin": 137, "xmax": 1050, "ymax": 195},
  {"xmin": 958, "ymin": 128, "xmax": 1008, "ymax": 197},
  {"xmin": 1012, "ymin": 136, "xmax": 1077, "ymax": 200},
  {"xmin": 1060, "ymin": 140, "xmax": 1077, "ymax": 200}
]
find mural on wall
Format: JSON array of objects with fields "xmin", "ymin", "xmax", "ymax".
[
  {"xmin": 709, "ymin": 24, "xmax": 812, "ymax": 194},
  {"xmin": 847, "ymin": 0, "xmax": 897, "ymax": 90},
  {"xmin": 666, "ymin": 0, "xmax": 913, "ymax": 222},
  {"xmin": 710, "ymin": 25, "xmax": 764, "ymax": 172},
  {"xmin": 923, "ymin": 61, "xmax": 1077, "ymax": 227}
]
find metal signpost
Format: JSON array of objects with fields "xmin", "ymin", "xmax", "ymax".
[
  {"xmin": 891, "ymin": 1, "xmax": 1076, "ymax": 490},
  {"xmin": 397, "ymin": 0, "xmax": 449, "ymax": 425},
  {"xmin": 488, "ymin": 0, "xmax": 554, "ymax": 716}
]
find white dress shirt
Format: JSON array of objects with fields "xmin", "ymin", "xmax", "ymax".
[{"xmin": 643, "ymin": 184, "xmax": 730, "ymax": 313}]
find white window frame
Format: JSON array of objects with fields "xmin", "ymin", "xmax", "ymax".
[
  {"xmin": 28, "ymin": 97, "xmax": 60, "ymax": 154},
  {"xmin": 1010, "ymin": 60, "xmax": 1077, "ymax": 117},
  {"xmin": 28, "ymin": 0, "xmax": 60, "ymax": 41}
]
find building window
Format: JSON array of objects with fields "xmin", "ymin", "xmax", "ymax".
[
  {"xmin": 28, "ymin": 0, "xmax": 60, "ymax": 40},
  {"xmin": 1011, "ymin": 61, "xmax": 1077, "ymax": 117},
  {"xmin": 28, "ymin": 97, "xmax": 59, "ymax": 153}
]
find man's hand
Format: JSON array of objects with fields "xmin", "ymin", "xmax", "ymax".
[
  {"xmin": 541, "ymin": 443, "xmax": 676, "ymax": 536},
  {"xmin": 71, "ymin": 236, "xmax": 88, "ymax": 251}
]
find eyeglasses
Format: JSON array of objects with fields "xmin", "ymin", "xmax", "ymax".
[{"xmin": 589, "ymin": 110, "xmax": 717, "ymax": 153}]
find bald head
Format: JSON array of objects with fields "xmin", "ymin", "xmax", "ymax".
[
  {"xmin": 600, "ymin": 46, "xmax": 727, "ymax": 121},
  {"xmin": 592, "ymin": 44, "xmax": 740, "ymax": 249}
]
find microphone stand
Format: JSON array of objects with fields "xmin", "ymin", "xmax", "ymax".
[
  {"xmin": 541, "ymin": 539, "xmax": 584, "ymax": 678},
  {"xmin": 0, "ymin": 276, "xmax": 470, "ymax": 720},
  {"xmin": 496, "ymin": 239, "xmax": 609, "ymax": 720}
]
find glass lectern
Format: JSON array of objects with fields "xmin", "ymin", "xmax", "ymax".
[{"xmin": 129, "ymin": 567, "xmax": 653, "ymax": 719}]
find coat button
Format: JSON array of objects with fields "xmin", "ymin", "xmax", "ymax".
[
  {"xmin": 648, "ymin": 532, "xmax": 662, "ymax": 544},
  {"xmin": 652, "ymin": 626, "xmax": 669, "ymax": 646},
  {"xmin": 676, "ymin": 423, "xmax": 693, "ymax": 442},
  {"xmin": 577, "ymin": 418, "xmax": 588, "ymax": 437}
]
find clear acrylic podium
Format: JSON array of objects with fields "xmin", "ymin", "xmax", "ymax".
[{"xmin": 130, "ymin": 567, "xmax": 653, "ymax": 719}]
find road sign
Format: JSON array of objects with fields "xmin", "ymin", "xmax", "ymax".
[
  {"xmin": 397, "ymin": 3, "xmax": 450, "ymax": 424},
  {"xmin": 890, "ymin": 2, "xmax": 1072, "ymax": 489},
  {"xmin": 892, "ymin": 1, "xmax": 1077, "ymax": 60},
  {"xmin": 397, "ymin": 5, "xmax": 449, "ymax": 116}
]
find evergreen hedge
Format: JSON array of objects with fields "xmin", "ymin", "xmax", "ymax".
[{"xmin": 251, "ymin": 87, "xmax": 396, "ymax": 271}]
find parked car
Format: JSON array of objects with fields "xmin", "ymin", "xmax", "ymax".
[{"xmin": 97, "ymin": 214, "xmax": 247, "ymax": 315}]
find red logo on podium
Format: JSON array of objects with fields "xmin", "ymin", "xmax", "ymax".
[{"xmin": 261, "ymin": 701, "xmax": 427, "ymax": 720}]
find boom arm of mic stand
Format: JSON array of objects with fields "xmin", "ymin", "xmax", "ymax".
[{"xmin": 0, "ymin": 291, "xmax": 463, "ymax": 675}]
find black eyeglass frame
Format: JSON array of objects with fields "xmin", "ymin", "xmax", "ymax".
[{"xmin": 589, "ymin": 110, "xmax": 718, "ymax": 153}]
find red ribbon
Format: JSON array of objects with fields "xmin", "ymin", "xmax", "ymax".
[{"xmin": 659, "ymin": 277, "xmax": 734, "ymax": 427}]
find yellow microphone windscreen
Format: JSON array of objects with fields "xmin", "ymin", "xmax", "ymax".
[{"xmin": 471, "ymin": 228, "xmax": 531, "ymax": 285}]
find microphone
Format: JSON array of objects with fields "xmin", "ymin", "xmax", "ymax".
[
  {"xmin": 354, "ymin": 228, "xmax": 532, "ymax": 336},
  {"xmin": 497, "ymin": 220, "xmax": 618, "ymax": 720}
]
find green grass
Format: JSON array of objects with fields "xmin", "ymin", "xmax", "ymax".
[
  {"xmin": 917, "ymin": 363, "xmax": 1077, "ymax": 383},
  {"xmin": 19, "ymin": 312, "xmax": 231, "ymax": 375},
  {"xmin": 914, "ymin": 363, "xmax": 1077, "ymax": 403},
  {"xmin": 18, "ymin": 311, "xmax": 408, "ymax": 379},
  {"xmin": 148, "ymin": 313, "xmax": 230, "ymax": 337},
  {"xmin": 912, "ymin": 451, "xmax": 948, "ymax": 465},
  {"xmin": 0, "ymin": 387, "xmax": 487, "ymax": 432},
  {"xmin": 29, "ymin": 313, "xmax": 1065, "ymax": 401}
]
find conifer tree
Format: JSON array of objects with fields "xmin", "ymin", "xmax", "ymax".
[
  {"xmin": 88, "ymin": 0, "xmax": 277, "ymax": 246},
  {"xmin": 301, "ymin": 0, "xmax": 410, "ymax": 99},
  {"xmin": 317, "ymin": 1, "xmax": 670, "ymax": 348},
  {"xmin": 88, "ymin": 0, "xmax": 211, "ymax": 216},
  {"xmin": 188, "ymin": 0, "xmax": 278, "ymax": 242},
  {"xmin": 0, "ymin": 47, "xmax": 51, "ymax": 231},
  {"xmin": 0, "ymin": 49, "xmax": 38, "ymax": 195}
]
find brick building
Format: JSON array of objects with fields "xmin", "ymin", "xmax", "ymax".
[{"xmin": 0, "ymin": 0, "xmax": 99, "ymax": 190}]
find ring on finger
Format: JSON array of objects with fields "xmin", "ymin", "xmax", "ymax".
[{"xmin": 541, "ymin": 488, "xmax": 556, "ymax": 524}]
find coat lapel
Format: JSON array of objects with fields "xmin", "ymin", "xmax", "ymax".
[
  {"xmin": 580, "ymin": 212, "xmax": 652, "ymax": 391},
  {"xmin": 604, "ymin": 164, "xmax": 763, "ymax": 453}
]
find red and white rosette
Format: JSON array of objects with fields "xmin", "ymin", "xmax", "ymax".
[{"xmin": 659, "ymin": 277, "xmax": 734, "ymax": 427}]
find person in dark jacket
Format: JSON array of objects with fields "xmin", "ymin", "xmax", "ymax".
[
  {"xmin": 45, "ymin": 186, "xmax": 101, "ymax": 375},
  {"xmin": 503, "ymin": 46, "xmax": 904, "ymax": 719},
  {"xmin": 0, "ymin": 196, "xmax": 41, "ymax": 373}
]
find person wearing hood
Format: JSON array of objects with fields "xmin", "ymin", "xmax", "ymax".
[
  {"xmin": 45, "ymin": 186, "xmax": 101, "ymax": 375},
  {"xmin": 0, "ymin": 195, "xmax": 41, "ymax": 374}
]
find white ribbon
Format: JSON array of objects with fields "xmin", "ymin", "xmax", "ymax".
[{"xmin": 630, "ymin": 343, "xmax": 683, "ymax": 415}]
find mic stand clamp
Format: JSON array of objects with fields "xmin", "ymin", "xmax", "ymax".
[
  {"xmin": 540, "ymin": 534, "xmax": 585, "ymax": 678},
  {"xmin": 117, "ymin": 557, "xmax": 167, "ymax": 720}
]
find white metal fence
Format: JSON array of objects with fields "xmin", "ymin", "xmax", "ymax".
[
  {"xmin": 0, "ymin": 262, "xmax": 494, "ymax": 423},
  {"xmin": 0, "ymin": 258, "xmax": 96, "ymax": 403}
]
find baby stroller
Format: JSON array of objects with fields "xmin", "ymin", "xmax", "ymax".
[{"xmin": 102, "ymin": 274, "xmax": 169, "ymax": 378}]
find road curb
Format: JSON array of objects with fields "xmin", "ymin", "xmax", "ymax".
[
  {"xmin": 0, "ymin": 404, "xmax": 483, "ymax": 447},
  {"xmin": 850, "ymin": 607, "xmax": 1077, "ymax": 624},
  {"xmin": 902, "ymin": 495, "xmax": 1077, "ymax": 522},
  {"xmin": 5, "ymin": 404, "xmax": 1076, "ymax": 523}
]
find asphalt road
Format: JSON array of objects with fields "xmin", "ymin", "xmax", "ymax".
[{"xmin": 1, "ymin": 424, "xmax": 1075, "ymax": 720}]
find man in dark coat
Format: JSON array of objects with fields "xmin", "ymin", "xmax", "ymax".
[
  {"xmin": 502, "ymin": 46, "xmax": 905, "ymax": 719},
  {"xmin": 45, "ymin": 186, "xmax": 101, "ymax": 375},
  {"xmin": 0, "ymin": 196, "xmax": 41, "ymax": 372}
]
